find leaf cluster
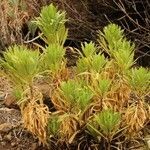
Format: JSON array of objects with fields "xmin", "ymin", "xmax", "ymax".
[
  {"xmin": 34, "ymin": 4, "xmax": 68, "ymax": 45},
  {"xmin": 77, "ymin": 42, "xmax": 107, "ymax": 73},
  {"xmin": 0, "ymin": 45, "xmax": 40, "ymax": 87},
  {"xmin": 98, "ymin": 23, "xmax": 135, "ymax": 72}
]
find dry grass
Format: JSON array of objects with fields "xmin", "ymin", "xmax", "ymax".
[
  {"xmin": 0, "ymin": 0, "xmax": 49, "ymax": 50},
  {"xmin": 21, "ymin": 87, "xmax": 49, "ymax": 145}
]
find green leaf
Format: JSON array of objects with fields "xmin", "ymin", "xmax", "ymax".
[
  {"xmin": 76, "ymin": 57, "xmax": 91, "ymax": 73},
  {"xmin": 81, "ymin": 42, "xmax": 97, "ymax": 57},
  {"xmin": 103, "ymin": 24, "xmax": 124, "ymax": 47},
  {"xmin": 60, "ymin": 80, "xmax": 79, "ymax": 104},
  {"xmin": 60, "ymin": 79, "xmax": 93, "ymax": 110},
  {"xmin": 128, "ymin": 67, "xmax": 150, "ymax": 95},
  {"xmin": 34, "ymin": 4, "xmax": 68, "ymax": 45},
  {"xmin": 98, "ymin": 23, "xmax": 135, "ymax": 72},
  {"xmin": 48, "ymin": 115, "xmax": 60, "ymax": 136},
  {"xmin": 41, "ymin": 43, "xmax": 65, "ymax": 73},
  {"xmin": 91, "ymin": 54, "xmax": 107, "ymax": 73},
  {"xmin": 95, "ymin": 109, "xmax": 121, "ymax": 135},
  {"xmin": 1, "ymin": 45, "xmax": 40, "ymax": 86},
  {"xmin": 113, "ymin": 48, "xmax": 134, "ymax": 71},
  {"xmin": 97, "ymin": 79, "xmax": 112, "ymax": 97},
  {"xmin": 76, "ymin": 86, "xmax": 93, "ymax": 109}
]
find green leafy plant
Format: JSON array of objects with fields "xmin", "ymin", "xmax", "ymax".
[
  {"xmin": 0, "ymin": 45, "xmax": 40, "ymax": 88},
  {"xmin": 91, "ymin": 54, "xmax": 107, "ymax": 73},
  {"xmin": 96, "ymin": 78, "xmax": 112, "ymax": 97},
  {"xmin": 87, "ymin": 109, "xmax": 121, "ymax": 149},
  {"xmin": 128, "ymin": 67, "xmax": 150, "ymax": 96},
  {"xmin": 98, "ymin": 23, "xmax": 135, "ymax": 73},
  {"xmin": 81, "ymin": 41, "xmax": 97, "ymax": 57},
  {"xmin": 34, "ymin": 4, "xmax": 68, "ymax": 45},
  {"xmin": 1, "ymin": 3, "xmax": 149, "ymax": 148},
  {"xmin": 0, "ymin": 45, "xmax": 49, "ymax": 144},
  {"xmin": 59, "ymin": 80, "xmax": 79, "ymax": 107},
  {"xmin": 41, "ymin": 43, "xmax": 65, "ymax": 74},
  {"xmin": 76, "ymin": 42, "xmax": 107, "ymax": 74},
  {"xmin": 76, "ymin": 57, "xmax": 91, "ymax": 73},
  {"xmin": 58, "ymin": 79, "xmax": 93, "ymax": 111},
  {"xmin": 95, "ymin": 109, "xmax": 121, "ymax": 135},
  {"xmin": 48, "ymin": 115, "xmax": 61, "ymax": 137}
]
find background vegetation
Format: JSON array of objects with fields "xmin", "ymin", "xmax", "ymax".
[{"xmin": 0, "ymin": 0, "xmax": 150, "ymax": 67}]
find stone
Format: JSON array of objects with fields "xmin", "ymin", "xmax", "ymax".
[
  {"xmin": 0, "ymin": 123, "xmax": 12, "ymax": 133},
  {"xmin": 4, "ymin": 93, "xmax": 17, "ymax": 108},
  {"xmin": 0, "ymin": 108, "xmax": 21, "ymax": 133}
]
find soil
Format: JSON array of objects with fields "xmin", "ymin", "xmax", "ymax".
[{"xmin": 0, "ymin": 107, "xmax": 44, "ymax": 150}]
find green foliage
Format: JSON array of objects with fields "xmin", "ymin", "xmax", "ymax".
[
  {"xmin": 48, "ymin": 115, "xmax": 60, "ymax": 136},
  {"xmin": 76, "ymin": 86, "xmax": 93, "ymax": 110},
  {"xmin": 112, "ymin": 44, "xmax": 134, "ymax": 71},
  {"xmin": 128, "ymin": 67, "xmax": 150, "ymax": 95},
  {"xmin": 103, "ymin": 24, "xmax": 124, "ymax": 48},
  {"xmin": 81, "ymin": 42, "xmax": 96, "ymax": 57},
  {"xmin": 41, "ymin": 43, "xmax": 65, "ymax": 73},
  {"xmin": 12, "ymin": 87, "xmax": 23, "ymax": 101},
  {"xmin": 0, "ymin": 3, "xmax": 149, "ymax": 147},
  {"xmin": 95, "ymin": 109, "xmax": 120, "ymax": 135},
  {"xmin": 60, "ymin": 79, "xmax": 93, "ymax": 110},
  {"xmin": 76, "ymin": 57, "xmax": 91, "ymax": 73},
  {"xmin": 98, "ymin": 23, "xmax": 135, "ymax": 72},
  {"xmin": 34, "ymin": 4, "xmax": 68, "ymax": 45},
  {"xmin": 0, "ymin": 45, "xmax": 40, "ymax": 87},
  {"xmin": 60, "ymin": 80, "xmax": 78, "ymax": 104},
  {"xmin": 76, "ymin": 42, "xmax": 107, "ymax": 73},
  {"xmin": 88, "ymin": 109, "xmax": 121, "ymax": 139},
  {"xmin": 97, "ymin": 78, "xmax": 112, "ymax": 97},
  {"xmin": 91, "ymin": 54, "xmax": 107, "ymax": 73}
]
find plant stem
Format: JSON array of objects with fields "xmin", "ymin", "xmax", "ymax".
[{"xmin": 29, "ymin": 82, "xmax": 34, "ymax": 100}]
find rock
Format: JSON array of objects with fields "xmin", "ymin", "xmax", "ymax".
[
  {"xmin": 4, "ymin": 133, "xmax": 12, "ymax": 141},
  {"xmin": 0, "ymin": 91, "xmax": 6, "ymax": 101},
  {"xmin": 11, "ymin": 142, "xmax": 17, "ymax": 147},
  {"xmin": 31, "ymin": 142, "xmax": 37, "ymax": 150},
  {"xmin": 4, "ymin": 93, "xmax": 17, "ymax": 108},
  {"xmin": 36, "ymin": 83, "xmax": 51, "ymax": 98},
  {"xmin": 0, "ymin": 108, "xmax": 21, "ymax": 133},
  {"xmin": 145, "ymin": 135, "xmax": 150, "ymax": 149},
  {"xmin": 0, "ymin": 141, "xmax": 6, "ymax": 146},
  {"xmin": 147, "ymin": 140, "xmax": 150, "ymax": 149},
  {"xmin": 0, "ymin": 134, "xmax": 2, "ymax": 141},
  {"xmin": 0, "ymin": 123, "xmax": 12, "ymax": 133}
]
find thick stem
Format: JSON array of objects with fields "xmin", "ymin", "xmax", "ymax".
[
  {"xmin": 100, "ymin": 97, "xmax": 103, "ymax": 111},
  {"xmin": 107, "ymin": 142, "xmax": 111, "ymax": 150},
  {"xmin": 107, "ymin": 134, "xmax": 112, "ymax": 150},
  {"xmin": 106, "ymin": 137, "xmax": 111, "ymax": 150},
  {"xmin": 29, "ymin": 82, "xmax": 34, "ymax": 100}
]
